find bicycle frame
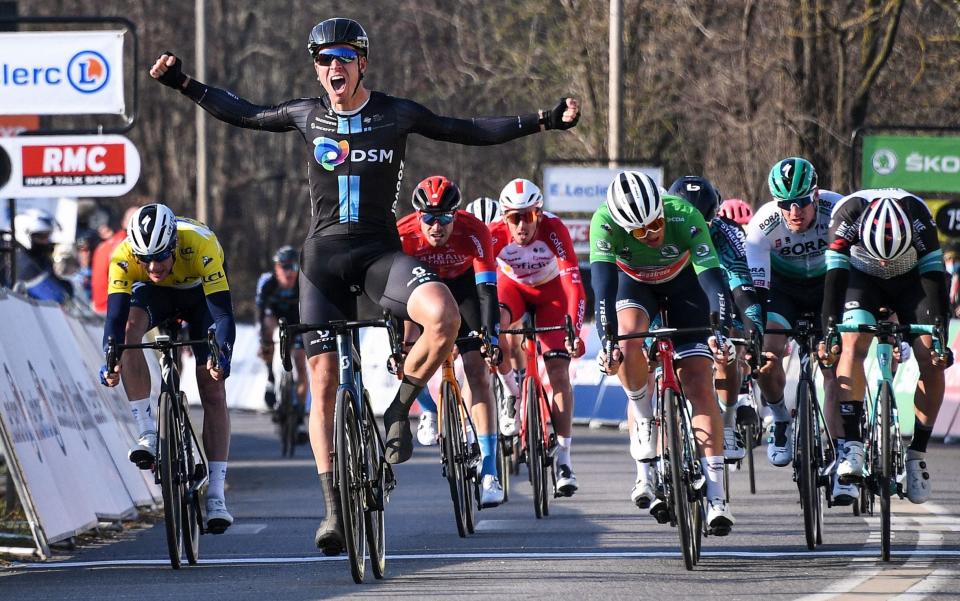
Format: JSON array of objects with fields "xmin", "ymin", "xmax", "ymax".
[{"xmin": 516, "ymin": 332, "xmax": 554, "ymax": 458}]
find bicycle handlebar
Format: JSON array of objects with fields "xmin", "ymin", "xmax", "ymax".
[
  {"xmin": 500, "ymin": 314, "xmax": 575, "ymax": 346},
  {"xmin": 106, "ymin": 329, "xmax": 220, "ymax": 372},
  {"xmin": 278, "ymin": 311, "xmax": 404, "ymax": 375}
]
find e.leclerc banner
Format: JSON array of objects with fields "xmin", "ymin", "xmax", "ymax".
[{"xmin": 862, "ymin": 134, "xmax": 960, "ymax": 193}]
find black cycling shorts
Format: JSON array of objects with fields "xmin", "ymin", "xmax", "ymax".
[
  {"xmin": 767, "ymin": 274, "xmax": 825, "ymax": 330},
  {"xmin": 843, "ymin": 268, "xmax": 937, "ymax": 329},
  {"xmin": 130, "ymin": 283, "xmax": 215, "ymax": 362},
  {"xmin": 614, "ymin": 266, "xmax": 712, "ymax": 361},
  {"xmin": 299, "ymin": 235, "xmax": 439, "ymax": 356},
  {"xmin": 442, "ymin": 271, "xmax": 483, "ymax": 354}
]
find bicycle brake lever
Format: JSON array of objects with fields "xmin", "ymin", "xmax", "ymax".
[
  {"xmin": 106, "ymin": 336, "xmax": 119, "ymax": 372},
  {"xmin": 207, "ymin": 330, "xmax": 220, "ymax": 370}
]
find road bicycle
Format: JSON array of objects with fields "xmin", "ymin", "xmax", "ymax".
[
  {"xmin": 500, "ymin": 315, "xmax": 575, "ymax": 519},
  {"xmin": 827, "ymin": 318, "xmax": 947, "ymax": 561},
  {"xmin": 106, "ymin": 329, "xmax": 218, "ymax": 569},
  {"xmin": 279, "ymin": 312, "xmax": 402, "ymax": 583},
  {"xmin": 276, "ymin": 367, "xmax": 305, "ymax": 458},
  {"xmin": 726, "ymin": 333, "xmax": 763, "ymax": 497}
]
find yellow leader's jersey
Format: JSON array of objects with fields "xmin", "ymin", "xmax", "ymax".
[{"xmin": 107, "ymin": 218, "xmax": 230, "ymax": 296}]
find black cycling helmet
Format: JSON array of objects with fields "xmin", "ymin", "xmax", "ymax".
[
  {"xmin": 308, "ymin": 18, "xmax": 369, "ymax": 60},
  {"xmin": 668, "ymin": 175, "xmax": 721, "ymax": 222},
  {"xmin": 273, "ymin": 245, "xmax": 298, "ymax": 265}
]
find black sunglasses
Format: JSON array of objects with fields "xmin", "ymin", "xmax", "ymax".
[{"xmin": 314, "ymin": 47, "xmax": 358, "ymax": 66}]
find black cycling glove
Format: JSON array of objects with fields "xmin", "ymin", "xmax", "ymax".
[
  {"xmin": 541, "ymin": 97, "xmax": 579, "ymax": 130},
  {"xmin": 155, "ymin": 52, "xmax": 188, "ymax": 90}
]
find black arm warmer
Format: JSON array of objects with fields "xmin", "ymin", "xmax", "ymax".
[
  {"xmin": 821, "ymin": 268, "xmax": 849, "ymax": 332},
  {"xmin": 696, "ymin": 267, "xmax": 728, "ymax": 316},
  {"xmin": 920, "ymin": 270, "xmax": 949, "ymax": 325},
  {"xmin": 181, "ymin": 79, "xmax": 301, "ymax": 132},
  {"xmin": 102, "ymin": 292, "xmax": 131, "ymax": 354},
  {"xmin": 591, "ymin": 262, "xmax": 619, "ymax": 343},
  {"xmin": 477, "ymin": 282, "xmax": 500, "ymax": 342},
  {"xmin": 413, "ymin": 109, "xmax": 542, "ymax": 146},
  {"xmin": 731, "ymin": 285, "xmax": 763, "ymax": 336},
  {"xmin": 205, "ymin": 290, "xmax": 237, "ymax": 360}
]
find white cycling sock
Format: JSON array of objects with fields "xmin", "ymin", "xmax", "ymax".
[
  {"xmin": 499, "ymin": 370, "xmax": 520, "ymax": 398},
  {"xmin": 722, "ymin": 403, "xmax": 737, "ymax": 428},
  {"xmin": 700, "ymin": 455, "xmax": 725, "ymax": 500},
  {"xmin": 767, "ymin": 397, "xmax": 791, "ymax": 422},
  {"xmin": 207, "ymin": 461, "xmax": 228, "ymax": 500},
  {"xmin": 626, "ymin": 387, "xmax": 653, "ymax": 420},
  {"xmin": 129, "ymin": 398, "xmax": 153, "ymax": 436},
  {"xmin": 636, "ymin": 459, "xmax": 651, "ymax": 481},
  {"xmin": 556, "ymin": 435, "xmax": 572, "ymax": 467}
]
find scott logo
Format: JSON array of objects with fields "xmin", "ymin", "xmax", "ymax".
[{"xmin": 68, "ymin": 50, "xmax": 110, "ymax": 94}]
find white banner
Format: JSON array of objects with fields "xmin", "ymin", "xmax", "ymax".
[
  {"xmin": 543, "ymin": 165, "xmax": 664, "ymax": 213},
  {"xmin": 0, "ymin": 31, "xmax": 126, "ymax": 115}
]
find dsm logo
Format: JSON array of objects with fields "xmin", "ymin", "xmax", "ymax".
[
  {"xmin": 313, "ymin": 137, "xmax": 350, "ymax": 172},
  {"xmin": 68, "ymin": 50, "xmax": 110, "ymax": 94}
]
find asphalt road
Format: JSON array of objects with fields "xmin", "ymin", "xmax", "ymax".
[{"xmin": 3, "ymin": 411, "xmax": 960, "ymax": 600}]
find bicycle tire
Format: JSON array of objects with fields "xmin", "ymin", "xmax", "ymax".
[
  {"xmin": 879, "ymin": 380, "xmax": 893, "ymax": 562},
  {"xmin": 743, "ymin": 423, "xmax": 756, "ymax": 494},
  {"xmin": 441, "ymin": 381, "xmax": 469, "ymax": 537},
  {"xmin": 362, "ymin": 394, "xmax": 386, "ymax": 579},
  {"xmin": 461, "ymin": 397, "xmax": 476, "ymax": 534},
  {"xmin": 664, "ymin": 388, "xmax": 696, "ymax": 570},
  {"xmin": 180, "ymin": 393, "xmax": 200, "ymax": 565},
  {"xmin": 796, "ymin": 379, "xmax": 821, "ymax": 550},
  {"xmin": 279, "ymin": 372, "xmax": 298, "ymax": 457},
  {"xmin": 526, "ymin": 377, "xmax": 548, "ymax": 519},
  {"xmin": 497, "ymin": 434, "xmax": 510, "ymax": 503},
  {"xmin": 336, "ymin": 388, "xmax": 366, "ymax": 583},
  {"xmin": 158, "ymin": 391, "xmax": 184, "ymax": 569}
]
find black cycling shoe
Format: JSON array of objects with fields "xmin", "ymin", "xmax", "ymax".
[
  {"xmin": 264, "ymin": 389, "xmax": 277, "ymax": 409},
  {"xmin": 383, "ymin": 403, "xmax": 413, "ymax": 464},
  {"xmin": 315, "ymin": 515, "xmax": 345, "ymax": 556}
]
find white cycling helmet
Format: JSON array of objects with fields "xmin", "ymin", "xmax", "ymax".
[
  {"xmin": 465, "ymin": 196, "xmax": 502, "ymax": 224},
  {"xmin": 499, "ymin": 178, "xmax": 543, "ymax": 212},
  {"xmin": 606, "ymin": 171, "xmax": 662, "ymax": 231},
  {"xmin": 859, "ymin": 197, "xmax": 912, "ymax": 261},
  {"xmin": 127, "ymin": 203, "xmax": 178, "ymax": 259},
  {"xmin": 14, "ymin": 208, "xmax": 58, "ymax": 249}
]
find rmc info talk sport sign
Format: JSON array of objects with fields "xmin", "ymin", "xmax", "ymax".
[
  {"xmin": 0, "ymin": 31, "xmax": 125, "ymax": 115},
  {"xmin": 862, "ymin": 134, "xmax": 960, "ymax": 194}
]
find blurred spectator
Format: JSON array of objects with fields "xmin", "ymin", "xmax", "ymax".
[
  {"xmin": 13, "ymin": 208, "xmax": 73, "ymax": 303},
  {"xmin": 945, "ymin": 241, "xmax": 960, "ymax": 318},
  {"xmin": 90, "ymin": 205, "xmax": 139, "ymax": 315}
]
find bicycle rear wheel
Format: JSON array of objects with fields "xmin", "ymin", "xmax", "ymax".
[
  {"xmin": 158, "ymin": 392, "xmax": 184, "ymax": 569},
  {"xmin": 362, "ymin": 393, "xmax": 386, "ymax": 579},
  {"xmin": 180, "ymin": 393, "xmax": 200, "ymax": 565},
  {"xmin": 336, "ymin": 388, "xmax": 366, "ymax": 583},
  {"xmin": 280, "ymin": 372, "xmax": 298, "ymax": 457},
  {"xmin": 796, "ymin": 380, "xmax": 822, "ymax": 550},
  {"xmin": 497, "ymin": 434, "xmax": 511, "ymax": 503},
  {"xmin": 441, "ymin": 382, "xmax": 469, "ymax": 537},
  {"xmin": 879, "ymin": 381, "xmax": 893, "ymax": 562},
  {"xmin": 664, "ymin": 388, "xmax": 696, "ymax": 570},
  {"xmin": 743, "ymin": 422, "xmax": 756, "ymax": 494},
  {"xmin": 526, "ymin": 377, "xmax": 548, "ymax": 519}
]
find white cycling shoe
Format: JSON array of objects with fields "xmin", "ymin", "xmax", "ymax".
[
  {"xmin": 128, "ymin": 431, "xmax": 157, "ymax": 470},
  {"xmin": 905, "ymin": 453, "xmax": 931, "ymax": 504},
  {"xmin": 417, "ymin": 412, "xmax": 438, "ymax": 446},
  {"xmin": 630, "ymin": 418, "xmax": 658, "ymax": 462},
  {"xmin": 836, "ymin": 440, "xmax": 866, "ymax": 483},
  {"xmin": 831, "ymin": 474, "xmax": 859, "ymax": 506},
  {"xmin": 631, "ymin": 472, "xmax": 656, "ymax": 510},
  {"xmin": 480, "ymin": 474, "xmax": 505, "ymax": 508},
  {"xmin": 723, "ymin": 427, "xmax": 746, "ymax": 462},
  {"xmin": 706, "ymin": 497, "xmax": 735, "ymax": 536},
  {"xmin": 766, "ymin": 420, "xmax": 793, "ymax": 467},
  {"xmin": 205, "ymin": 496, "xmax": 234, "ymax": 534},
  {"xmin": 499, "ymin": 395, "xmax": 518, "ymax": 437}
]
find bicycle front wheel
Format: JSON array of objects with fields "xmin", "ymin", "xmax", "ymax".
[
  {"xmin": 158, "ymin": 392, "xmax": 184, "ymax": 569},
  {"xmin": 280, "ymin": 372, "xmax": 298, "ymax": 457},
  {"xmin": 664, "ymin": 388, "xmax": 696, "ymax": 570},
  {"xmin": 362, "ymin": 393, "xmax": 386, "ymax": 579},
  {"xmin": 879, "ymin": 381, "xmax": 893, "ymax": 562},
  {"xmin": 336, "ymin": 388, "xmax": 366, "ymax": 583},
  {"xmin": 180, "ymin": 393, "xmax": 200, "ymax": 565},
  {"xmin": 441, "ymin": 382, "xmax": 469, "ymax": 537},
  {"xmin": 526, "ymin": 377, "xmax": 548, "ymax": 519},
  {"xmin": 796, "ymin": 380, "xmax": 822, "ymax": 550}
]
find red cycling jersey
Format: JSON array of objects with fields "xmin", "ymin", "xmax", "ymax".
[
  {"xmin": 397, "ymin": 210, "xmax": 497, "ymax": 284},
  {"xmin": 489, "ymin": 212, "xmax": 586, "ymax": 334}
]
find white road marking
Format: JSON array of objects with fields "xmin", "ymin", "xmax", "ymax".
[{"xmin": 222, "ymin": 523, "xmax": 267, "ymax": 535}]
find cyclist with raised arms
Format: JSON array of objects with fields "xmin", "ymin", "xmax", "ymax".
[
  {"xmin": 669, "ymin": 176, "xmax": 764, "ymax": 462},
  {"xmin": 256, "ymin": 246, "xmax": 304, "ymax": 411},
  {"xmin": 397, "ymin": 175, "xmax": 505, "ymax": 507},
  {"xmin": 743, "ymin": 158, "xmax": 853, "ymax": 501},
  {"xmin": 489, "ymin": 178, "xmax": 586, "ymax": 496},
  {"xmin": 149, "ymin": 17, "xmax": 579, "ymax": 555},
  {"xmin": 591, "ymin": 171, "xmax": 735, "ymax": 534},
  {"xmin": 819, "ymin": 190, "xmax": 952, "ymax": 503},
  {"xmin": 99, "ymin": 203, "xmax": 236, "ymax": 533}
]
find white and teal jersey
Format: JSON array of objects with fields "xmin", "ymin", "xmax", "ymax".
[{"xmin": 744, "ymin": 190, "xmax": 843, "ymax": 287}]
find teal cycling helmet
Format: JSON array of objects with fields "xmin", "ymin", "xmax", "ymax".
[{"xmin": 767, "ymin": 157, "xmax": 818, "ymax": 200}]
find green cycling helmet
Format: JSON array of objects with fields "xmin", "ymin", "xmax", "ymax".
[{"xmin": 767, "ymin": 157, "xmax": 818, "ymax": 200}]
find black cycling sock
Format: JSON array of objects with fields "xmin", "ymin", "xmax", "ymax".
[
  {"xmin": 839, "ymin": 402, "xmax": 863, "ymax": 441},
  {"xmin": 391, "ymin": 376, "xmax": 424, "ymax": 411},
  {"xmin": 909, "ymin": 420, "xmax": 934, "ymax": 453},
  {"xmin": 320, "ymin": 472, "xmax": 339, "ymax": 521}
]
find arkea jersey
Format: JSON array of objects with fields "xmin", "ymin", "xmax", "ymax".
[
  {"xmin": 744, "ymin": 191, "xmax": 842, "ymax": 287},
  {"xmin": 589, "ymin": 194, "xmax": 721, "ymax": 283},
  {"xmin": 825, "ymin": 188, "xmax": 944, "ymax": 278},
  {"xmin": 107, "ymin": 218, "xmax": 229, "ymax": 296},
  {"xmin": 396, "ymin": 210, "xmax": 496, "ymax": 284}
]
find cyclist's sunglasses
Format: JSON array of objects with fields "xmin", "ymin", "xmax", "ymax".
[
  {"xmin": 630, "ymin": 216, "xmax": 665, "ymax": 240},
  {"xmin": 420, "ymin": 212, "xmax": 455, "ymax": 226},
  {"xmin": 134, "ymin": 248, "xmax": 174, "ymax": 264},
  {"xmin": 279, "ymin": 262, "xmax": 299, "ymax": 272},
  {"xmin": 504, "ymin": 210, "xmax": 540, "ymax": 226},
  {"xmin": 776, "ymin": 192, "xmax": 815, "ymax": 211},
  {"xmin": 314, "ymin": 47, "xmax": 359, "ymax": 66}
]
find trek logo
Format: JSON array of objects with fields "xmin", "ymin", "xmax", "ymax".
[{"xmin": 312, "ymin": 136, "xmax": 395, "ymax": 171}]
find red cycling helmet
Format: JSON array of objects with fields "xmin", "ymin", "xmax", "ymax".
[
  {"xmin": 412, "ymin": 175, "xmax": 462, "ymax": 213},
  {"xmin": 718, "ymin": 198, "xmax": 753, "ymax": 226}
]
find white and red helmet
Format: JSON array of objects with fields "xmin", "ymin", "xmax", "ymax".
[
  {"xmin": 859, "ymin": 197, "xmax": 912, "ymax": 261},
  {"xmin": 499, "ymin": 178, "xmax": 543, "ymax": 212}
]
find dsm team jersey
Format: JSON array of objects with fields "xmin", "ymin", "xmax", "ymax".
[
  {"xmin": 179, "ymin": 84, "xmax": 542, "ymax": 239},
  {"xmin": 744, "ymin": 191, "xmax": 842, "ymax": 287},
  {"xmin": 107, "ymin": 218, "xmax": 229, "ymax": 295},
  {"xmin": 396, "ymin": 210, "xmax": 496, "ymax": 283},
  {"xmin": 825, "ymin": 188, "xmax": 944, "ymax": 278},
  {"xmin": 589, "ymin": 194, "xmax": 721, "ymax": 283}
]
